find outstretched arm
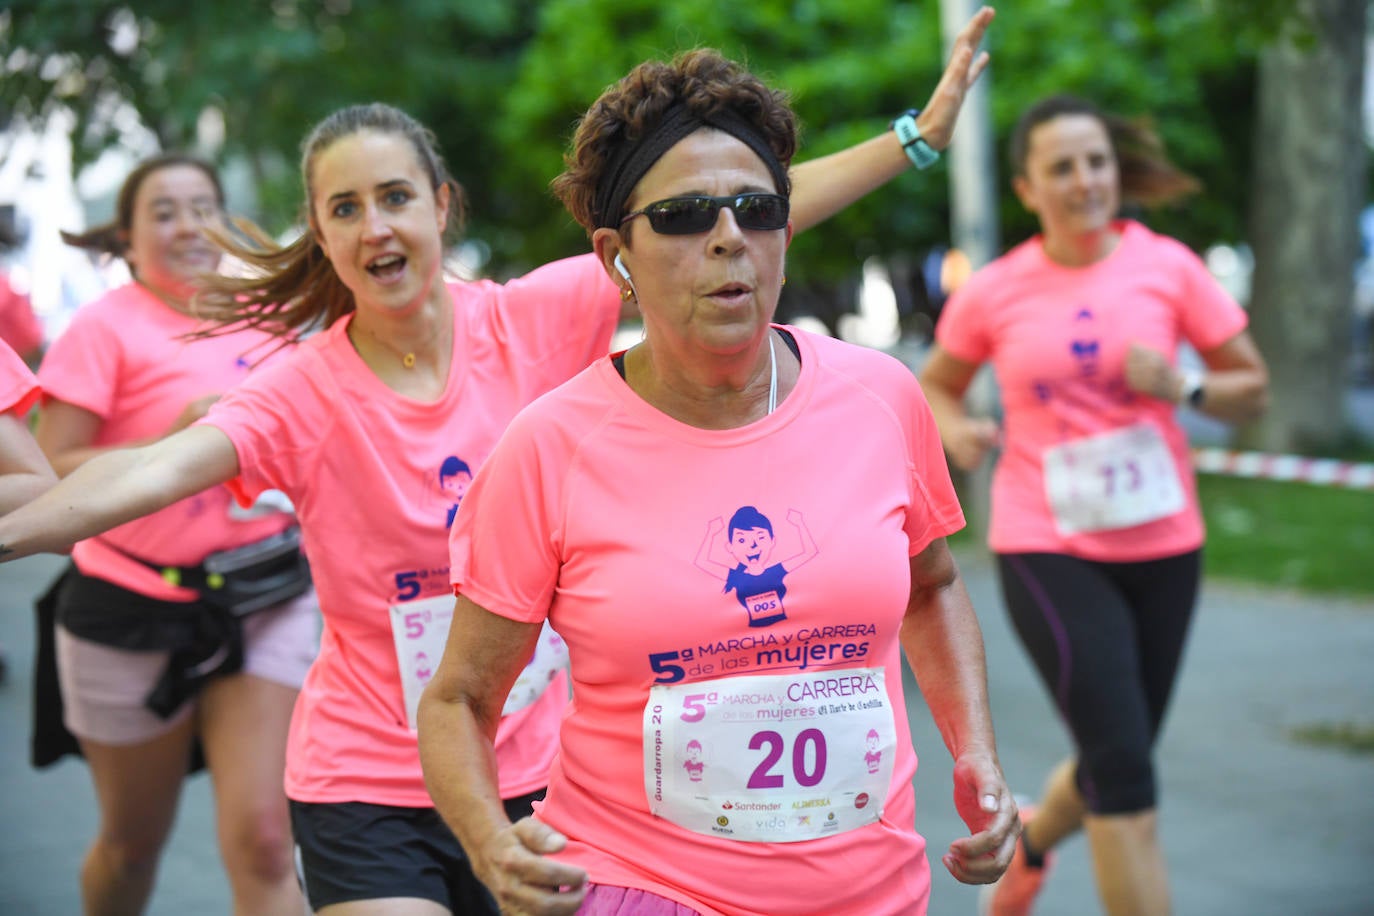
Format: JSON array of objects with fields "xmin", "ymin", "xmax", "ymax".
[
  {"xmin": 901, "ymin": 537, "xmax": 1018, "ymax": 885},
  {"xmin": 37, "ymin": 395, "xmax": 221, "ymax": 477},
  {"xmin": 0, "ymin": 414, "xmax": 56, "ymax": 515},
  {"xmin": 788, "ymin": 5, "xmax": 994, "ymax": 232},
  {"xmin": 0, "ymin": 425, "xmax": 239, "ymax": 560}
]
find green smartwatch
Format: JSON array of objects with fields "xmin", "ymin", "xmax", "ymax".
[{"xmin": 891, "ymin": 108, "xmax": 940, "ymax": 170}]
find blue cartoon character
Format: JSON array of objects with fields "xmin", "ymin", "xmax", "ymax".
[
  {"xmin": 695, "ymin": 506, "xmax": 818, "ymax": 627},
  {"xmin": 683, "ymin": 739, "xmax": 705, "ymax": 782},
  {"xmin": 438, "ymin": 456, "xmax": 473, "ymax": 528},
  {"xmin": 1070, "ymin": 306, "xmax": 1100, "ymax": 378}
]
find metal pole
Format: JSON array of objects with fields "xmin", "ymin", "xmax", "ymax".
[
  {"xmin": 940, "ymin": 0, "xmax": 999, "ymax": 269},
  {"xmin": 940, "ymin": 0, "xmax": 1001, "ymax": 538}
]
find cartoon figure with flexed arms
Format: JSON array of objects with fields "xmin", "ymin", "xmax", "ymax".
[{"xmin": 694, "ymin": 506, "xmax": 818, "ymax": 627}]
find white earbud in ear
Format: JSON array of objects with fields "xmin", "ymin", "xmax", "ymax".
[{"xmin": 613, "ymin": 252, "xmax": 632, "ymax": 282}]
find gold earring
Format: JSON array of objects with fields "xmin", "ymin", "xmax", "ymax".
[
  {"xmin": 620, "ymin": 286, "xmax": 635, "ymax": 302},
  {"xmin": 781, "ymin": 275, "xmax": 787, "ymax": 287}
]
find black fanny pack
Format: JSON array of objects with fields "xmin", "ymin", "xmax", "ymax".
[
  {"xmin": 128, "ymin": 527, "xmax": 312, "ymax": 617},
  {"xmin": 57, "ymin": 528, "xmax": 312, "ymax": 718}
]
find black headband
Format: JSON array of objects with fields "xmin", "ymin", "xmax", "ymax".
[{"xmin": 594, "ymin": 103, "xmax": 791, "ymax": 229}]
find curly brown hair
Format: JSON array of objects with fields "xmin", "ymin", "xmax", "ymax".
[
  {"xmin": 193, "ymin": 103, "xmax": 466, "ymax": 338},
  {"xmin": 552, "ymin": 49, "xmax": 798, "ymax": 237},
  {"xmin": 1009, "ymin": 95, "xmax": 1200, "ymax": 208}
]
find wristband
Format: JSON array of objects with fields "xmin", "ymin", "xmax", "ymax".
[
  {"xmin": 1178, "ymin": 369, "xmax": 1205, "ymax": 407},
  {"xmin": 890, "ymin": 108, "xmax": 940, "ymax": 170}
]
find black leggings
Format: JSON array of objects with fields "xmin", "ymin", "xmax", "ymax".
[{"xmin": 996, "ymin": 550, "xmax": 1200, "ymax": 815}]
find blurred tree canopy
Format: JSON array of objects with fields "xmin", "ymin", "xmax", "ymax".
[
  {"xmin": 2, "ymin": 0, "xmax": 546, "ymax": 239},
  {"xmin": 0, "ymin": 0, "xmax": 1313, "ymax": 278},
  {"xmin": 13, "ymin": 0, "xmax": 1372, "ymax": 453}
]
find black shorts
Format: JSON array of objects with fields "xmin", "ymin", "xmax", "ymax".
[{"xmin": 290, "ymin": 790, "xmax": 544, "ymax": 910}]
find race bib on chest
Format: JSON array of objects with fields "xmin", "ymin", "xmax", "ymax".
[
  {"xmin": 745, "ymin": 590, "xmax": 785, "ymax": 626},
  {"xmin": 1042, "ymin": 422, "xmax": 1187, "ymax": 535},
  {"xmin": 389, "ymin": 595, "xmax": 567, "ymax": 730},
  {"xmin": 644, "ymin": 668, "xmax": 896, "ymax": 843}
]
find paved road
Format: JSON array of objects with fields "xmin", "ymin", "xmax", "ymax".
[{"xmin": 2, "ymin": 549, "xmax": 1371, "ymax": 915}]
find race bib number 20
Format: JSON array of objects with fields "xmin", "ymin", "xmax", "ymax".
[{"xmin": 644, "ymin": 668, "xmax": 896, "ymax": 843}]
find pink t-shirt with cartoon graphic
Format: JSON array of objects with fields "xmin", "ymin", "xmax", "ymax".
[
  {"xmin": 936, "ymin": 220, "xmax": 1247, "ymax": 561},
  {"xmin": 204, "ymin": 255, "xmax": 621, "ymax": 806},
  {"xmin": 0, "ymin": 339, "xmax": 39, "ymax": 416},
  {"xmin": 38, "ymin": 282, "xmax": 293, "ymax": 600},
  {"xmin": 450, "ymin": 328, "xmax": 965, "ymax": 916}
]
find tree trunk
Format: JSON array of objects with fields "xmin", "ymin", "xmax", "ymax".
[{"xmin": 1243, "ymin": 0, "xmax": 1367, "ymax": 452}]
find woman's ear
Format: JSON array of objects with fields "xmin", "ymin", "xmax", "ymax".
[
  {"xmin": 308, "ymin": 213, "xmax": 330, "ymax": 262},
  {"xmin": 593, "ymin": 228, "xmax": 639, "ymax": 310},
  {"xmin": 116, "ymin": 229, "xmax": 134, "ymax": 269},
  {"xmin": 592, "ymin": 228, "xmax": 626, "ymax": 284},
  {"xmin": 434, "ymin": 182, "xmax": 452, "ymax": 234},
  {"xmin": 1011, "ymin": 174, "xmax": 1037, "ymax": 214}
]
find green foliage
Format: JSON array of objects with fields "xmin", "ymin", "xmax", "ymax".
[
  {"xmin": 2, "ymin": 0, "xmax": 544, "ymax": 241},
  {"xmin": 492, "ymin": 0, "xmax": 954, "ymax": 273},
  {"xmin": 492, "ymin": 0, "xmax": 1306, "ymax": 277},
  {"xmin": 0, "ymin": 0, "xmax": 1314, "ymax": 275}
]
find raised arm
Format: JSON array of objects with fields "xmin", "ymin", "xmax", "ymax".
[
  {"xmin": 0, "ymin": 414, "xmax": 57, "ymax": 515},
  {"xmin": 0, "ymin": 424, "xmax": 239, "ymax": 561},
  {"xmin": 418, "ymin": 596, "xmax": 588, "ymax": 915},
  {"xmin": 693, "ymin": 516, "xmax": 730, "ymax": 577},
  {"xmin": 788, "ymin": 5, "xmax": 994, "ymax": 232},
  {"xmin": 900, "ymin": 537, "xmax": 1017, "ymax": 885},
  {"xmin": 781, "ymin": 507, "xmax": 819, "ymax": 570}
]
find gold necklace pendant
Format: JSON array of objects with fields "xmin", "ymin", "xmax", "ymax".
[{"xmin": 402, "ymin": 352, "xmax": 416, "ymax": 369}]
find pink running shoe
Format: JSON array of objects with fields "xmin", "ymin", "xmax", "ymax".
[{"xmin": 978, "ymin": 802, "xmax": 1054, "ymax": 916}]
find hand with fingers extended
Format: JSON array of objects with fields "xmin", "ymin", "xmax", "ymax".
[
  {"xmin": 474, "ymin": 816, "xmax": 589, "ymax": 916},
  {"xmin": 942, "ymin": 749, "xmax": 1020, "ymax": 885},
  {"xmin": 912, "ymin": 5, "xmax": 996, "ymax": 151}
]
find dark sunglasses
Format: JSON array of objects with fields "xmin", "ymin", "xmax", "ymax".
[{"xmin": 619, "ymin": 193, "xmax": 790, "ymax": 235}]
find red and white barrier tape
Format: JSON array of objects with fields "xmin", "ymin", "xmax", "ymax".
[{"xmin": 1192, "ymin": 447, "xmax": 1374, "ymax": 490}]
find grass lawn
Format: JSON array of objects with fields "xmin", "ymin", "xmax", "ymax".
[
  {"xmin": 949, "ymin": 470, "xmax": 1373, "ymax": 598},
  {"xmin": 1196, "ymin": 473, "xmax": 1374, "ymax": 598}
]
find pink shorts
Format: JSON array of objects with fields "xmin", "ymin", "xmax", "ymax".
[
  {"xmin": 579, "ymin": 886, "xmax": 702, "ymax": 915},
  {"xmin": 56, "ymin": 589, "xmax": 319, "ymax": 745}
]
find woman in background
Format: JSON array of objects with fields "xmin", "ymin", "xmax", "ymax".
[
  {"xmin": 919, "ymin": 95, "xmax": 1268, "ymax": 916},
  {"xmin": 35, "ymin": 154, "xmax": 314, "ymax": 915}
]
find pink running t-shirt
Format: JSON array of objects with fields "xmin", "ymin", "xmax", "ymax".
[
  {"xmin": 936, "ymin": 220, "xmax": 1247, "ymax": 561},
  {"xmin": 450, "ymin": 328, "xmax": 965, "ymax": 916},
  {"xmin": 0, "ymin": 339, "xmax": 39, "ymax": 416},
  {"xmin": 38, "ymin": 282, "xmax": 293, "ymax": 600},
  {"xmin": 0, "ymin": 272, "xmax": 44, "ymax": 360},
  {"xmin": 204, "ymin": 255, "xmax": 621, "ymax": 806}
]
